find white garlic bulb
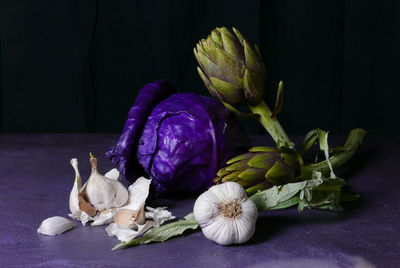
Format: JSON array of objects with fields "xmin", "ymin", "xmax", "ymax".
[
  {"xmin": 193, "ymin": 182, "xmax": 258, "ymax": 245},
  {"xmin": 83, "ymin": 154, "xmax": 129, "ymax": 211}
]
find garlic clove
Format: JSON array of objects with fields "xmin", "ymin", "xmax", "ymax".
[
  {"xmin": 105, "ymin": 221, "xmax": 154, "ymax": 242},
  {"xmin": 209, "ymin": 181, "xmax": 247, "ymax": 204},
  {"xmin": 120, "ymin": 177, "xmax": 151, "ymax": 211},
  {"xmin": 84, "ymin": 154, "xmax": 129, "ymax": 211},
  {"xmin": 193, "ymin": 190, "xmax": 221, "ymax": 227},
  {"xmin": 69, "ymin": 158, "xmax": 82, "ymax": 220},
  {"xmin": 145, "ymin": 207, "xmax": 175, "ymax": 227},
  {"xmin": 111, "ymin": 179, "xmax": 129, "ymax": 209},
  {"xmin": 114, "ymin": 206, "xmax": 145, "ymax": 229},
  {"xmin": 114, "ymin": 209, "xmax": 138, "ymax": 229},
  {"xmin": 37, "ymin": 216, "xmax": 75, "ymax": 236}
]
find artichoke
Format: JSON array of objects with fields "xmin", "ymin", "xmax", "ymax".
[
  {"xmin": 215, "ymin": 146, "xmax": 301, "ymax": 196},
  {"xmin": 194, "ymin": 27, "xmax": 293, "ymax": 148},
  {"xmin": 194, "ymin": 27, "xmax": 266, "ymax": 106}
]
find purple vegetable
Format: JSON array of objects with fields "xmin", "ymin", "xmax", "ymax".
[{"xmin": 107, "ymin": 80, "xmax": 248, "ymax": 195}]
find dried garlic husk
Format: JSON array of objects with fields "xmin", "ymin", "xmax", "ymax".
[
  {"xmin": 37, "ymin": 216, "xmax": 75, "ymax": 236},
  {"xmin": 121, "ymin": 177, "xmax": 151, "ymax": 211},
  {"xmin": 105, "ymin": 221, "xmax": 154, "ymax": 243},
  {"xmin": 104, "ymin": 168, "xmax": 120, "ymax": 180},
  {"xmin": 107, "ymin": 177, "xmax": 158, "ymax": 242},
  {"xmin": 145, "ymin": 207, "xmax": 175, "ymax": 227},
  {"xmin": 113, "ymin": 176, "xmax": 151, "ymax": 228},
  {"xmin": 194, "ymin": 182, "xmax": 258, "ymax": 245}
]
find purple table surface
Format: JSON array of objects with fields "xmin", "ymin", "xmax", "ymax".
[{"xmin": 0, "ymin": 134, "xmax": 399, "ymax": 268}]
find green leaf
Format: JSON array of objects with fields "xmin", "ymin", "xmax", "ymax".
[
  {"xmin": 249, "ymin": 146, "xmax": 278, "ymax": 153},
  {"xmin": 268, "ymin": 195, "xmax": 300, "ymax": 210},
  {"xmin": 221, "ymin": 102, "xmax": 259, "ymax": 119},
  {"xmin": 297, "ymin": 175, "xmax": 346, "ymax": 211},
  {"xmin": 249, "ymin": 178, "xmax": 323, "ymax": 211},
  {"xmin": 271, "ymin": 81, "xmax": 284, "ymax": 119},
  {"xmin": 112, "ymin": 213, "xmax": 199, "ymax": 251},
  {"xmin": 301, "ymin": 129, "xmax": 318, "ymax": 155},
  {"xmin": 316, "ymin": 129, "xmax": 336, "ymax": 178},
  {"xmin": 299, "ymin": 191, "xmax": 341, "ymax": 212}
]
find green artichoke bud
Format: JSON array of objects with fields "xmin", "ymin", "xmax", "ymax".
[
  {"xmin": 215, "ymin": 146, "xmax": 301, "ymax": 196},
  {"xmin": 194, "ymin": 27, "xmax": 266, "ymax": 106}
]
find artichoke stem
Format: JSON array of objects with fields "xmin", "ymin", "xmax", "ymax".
[
  {"xmin": 299, "ymin": 128, "xmax": 366, "ymax": 179},
  {"xmin": 249, "ymin": 101, "xmax": 294, "ymax": 148}
]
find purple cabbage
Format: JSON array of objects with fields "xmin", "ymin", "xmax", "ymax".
[{"xmin": 107, "ymin": 80, "xmax": 248, "ymax": 195}]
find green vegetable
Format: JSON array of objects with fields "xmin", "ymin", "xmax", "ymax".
[
  {"xmin": 216, "ymin": 128, "xmax": 366, "ymax": 195},
  {"xmin": 194, "ymin": 27, "xmax": 293, "ymax": 148},
  {"xmin": 215, "ymin": 146, "xmax": 301, "ymax": 195}
]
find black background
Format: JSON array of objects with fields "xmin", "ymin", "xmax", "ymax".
[{"xmin": 1, "ymin": 0, "xmax": 399, "ymax": 134}]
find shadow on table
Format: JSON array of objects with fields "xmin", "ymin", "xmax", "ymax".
[
  {"xmin": 247, "ymin": 195, "xmax": 370, "ymax": 246},
  {"xmin": 337, "ymin": 146, "xmax": 379, "ymax": 180}
]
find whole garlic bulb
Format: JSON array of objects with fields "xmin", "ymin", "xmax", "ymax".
[
  {"xmin": 193, "ymin": 182, "xmax": 258, "ymax": 245},
  {"xmin": 83, "ymin": 154, "xmax": 129, "ymax": 211}
]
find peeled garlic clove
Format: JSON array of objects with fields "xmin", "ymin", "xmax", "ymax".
[
  {"xmin": 37, "ymin": 216, "xmax": 75, "ymax": 236},
  {"xmin": 69, "ymin": 158, "xmax": 82, "ymax": 220},
  {"xmin": 112, "ymin": 179, "xmax": 130, "ymax": 208},
  {"xmin": 114, "ymin": 206, "xmax": 145, "ymax": 228},
  {"xmin": 114, "ymin": 209, "xmax": 138, "ymax": 229},
  {"xmin": 194, "ymin": 182, "xmax": 258, "ymax": 245},
  {"xmin": 84, "ymin": 154, "xmax": 128, "ymax": 211}
]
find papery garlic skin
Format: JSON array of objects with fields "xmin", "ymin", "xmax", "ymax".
[
  {"xmin": 121, "ymin": 177, "xmax": 151, "ymax": 211},
  {"xmin": 194, "ymin": 182, "xmax": 258, "ymax": 245},
  {"xmin": 84, "ymin": 155, "xmax": 129, "ymax": 211},
  {"xmin": 105, "ymin": 168, "xmax": 120, "ymax": 180},
  {"xmin": 145, "ymin": 207, "xmax": 175, "ymax": 227},
  {"xmin": 91, "ymin": 209, "xmax": 116, "ymax": 226},
  {"xmin": 105, "ymin": 221, "xmax": 154, "ymax": 242},
  {"xmin": 69, "ymin": 159, "xmax": 82, "ymax": 220},
  {"xmin": 37, "ymin": 216, "xmax": 75, "ymax": 236}
]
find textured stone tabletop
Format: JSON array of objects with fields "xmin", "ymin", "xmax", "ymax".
[{"xmin": 0, "ymin": 134, "xmax": 399, "ymax": 267}]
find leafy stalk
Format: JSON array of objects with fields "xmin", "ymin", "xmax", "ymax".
[
  {"xmin": 299, "ymin": 128, "xmax": 366, "ymax": 179},
  {"xmin": 249, "ymin": 100, "xmax": 294, "ymax": 148}
]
